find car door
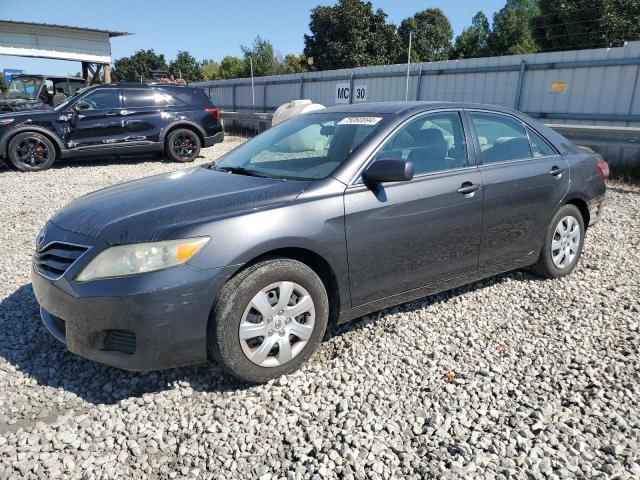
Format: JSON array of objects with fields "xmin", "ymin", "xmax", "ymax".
[
  {"xmin": 467, "ymin": 110, "xmax": 570, "ymax": 269},
  {"xmin": 120, "ymin": 88, "xmax": 169, "ymax": 143},
  {"xmin": 344, "ymin": 110, "xmax": 484, "ymax": 307},
  {"xmin": 66, "ymin": 89, "xmax": 127, "ymax": 149}
]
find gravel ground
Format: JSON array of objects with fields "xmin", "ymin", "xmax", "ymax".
[{"xmin": 0, "ymin": 141, "xmax": 639, "ymax": 479}]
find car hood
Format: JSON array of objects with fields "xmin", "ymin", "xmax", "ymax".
[
  {"xmin": 0, "ymin": 98, "xmax": 48, "ymax": 112},
  {"xmin": 51, "ymin": 166, "xmax": 311, "ymax": 244}
]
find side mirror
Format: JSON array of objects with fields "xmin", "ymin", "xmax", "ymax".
[{"xmin": 362, "ymin": 158, "xmax": 414, "ymax": 184}]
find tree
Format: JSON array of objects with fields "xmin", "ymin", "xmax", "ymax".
[
  {"xmin": 488, "ymin": 0, "xmax": 540, "ymax": 55},
  {"xmin": 201, "ymin": 60, "xmax": 221, "ymax": 81},
  {"xmin": 218, "ymin": 56, "xmax": 246, "ymax": 79},
  {"xmin": 532, "ymin": 0, "xmax": 640, "ymax": 51},
  {"xmin": 303, "ymin": 0, "xmax": 402, "ymax": 70},
  {"xmin": 398, "ymin": 8, "xmax": 453, "ymax": 62},
  {"xmin": 241, "ymin": 36, "xmax": 281, "ymax": 77},
  {"xmin": 452, "ymin": 12, "xmax": 491, "ymax": 59},
  {"xmin": 111, "ymin": 49, "xmax": 168, "ymax": 82},
  {"xmin": 282, "ymin": 54, "xmax": 310, "ymax": 73},
  {"xmin": 169, "ymin": 51, "xmax": 203, "ymax": 82}
]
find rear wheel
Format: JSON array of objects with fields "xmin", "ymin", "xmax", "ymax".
[
  {"xmin": 165, "ymin": 128, "xmax": 201, "ymax": 162},
  {"xmin": 531, "ymin": 204, "xmax": 585, "ymax": 278},
  {"xmin": 208, "ymin": 258, "xmax": 329, "ymax": 383},
  {"xmin": 8, "ymin": 132, "xmax": 56, "ymax": 172}
]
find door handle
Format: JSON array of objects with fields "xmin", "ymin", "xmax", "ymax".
[
  {"xmin": 549, "ymin": 166, "xmax": 565, "ymax": 177},
  {"xmin": 105, "ymin": 111, "xmax": 118, "ymax": 116},
  {"xmin": 457, "ymin": 183, "xmax": 482, "ymax": 195}
]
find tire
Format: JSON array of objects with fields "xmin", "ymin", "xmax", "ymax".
[
  {"xmin": 531, "ymin": 204, "xmax": 585, "ymax": 279},
  {"xmin": 209, "ymin": 258, "xmax": 329, "ymax": 383},
  {"xmin": 165, "ymin": 128, "xmax": 201, "ymax": 163},
  {"xmin": 8, "ymin": 132, "xmax": 57, "ymax": 172}
]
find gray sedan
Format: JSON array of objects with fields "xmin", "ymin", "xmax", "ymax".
[{"xmin": 32, "ymin": 102, "xmax": 608, "ymax": 383}]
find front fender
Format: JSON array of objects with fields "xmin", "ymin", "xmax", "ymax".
[
  {"xmin": 0, "ymin": 125, "xmax": 65, "ymax": 158},
  {"xmin": 173, "ymin": 181, "xmax": 351, "ymax": 311}
]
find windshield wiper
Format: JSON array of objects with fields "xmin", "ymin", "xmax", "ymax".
[{"xmin": 215, "ymin": 166, "xmax": 269, "ymax": 178}]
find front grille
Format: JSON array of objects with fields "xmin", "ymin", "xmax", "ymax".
[
  {"xmin": 34, "ymin": 242, "xmax": 89, "ymax": 279},
  {"xmin": 103, "ymin": 330, "xmax": 137, "ymax": 355}
]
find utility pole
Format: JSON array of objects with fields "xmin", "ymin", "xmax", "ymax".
[
  {"xmin": 405, "ymin": 31, "xmax": 412, "ymax": 102},
  {"xmin": 250, "ymin": 57, "xmax": 256, "ymax": 110}
]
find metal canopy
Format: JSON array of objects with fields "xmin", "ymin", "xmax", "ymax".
[{"xmin": 0, "ymin": 19, "xmax": 130, "ymax": 64}]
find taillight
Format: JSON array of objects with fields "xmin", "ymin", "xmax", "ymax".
[
  {"xmin": 205, "ymin": 107, "xmax": 221, "ymax": 122},
  {"xmin": 597, "ymin": 160, "xmax": 609, "ymax": 179}
]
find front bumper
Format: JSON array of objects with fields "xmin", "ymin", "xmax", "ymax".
[{"xmin": 31, "ymin": 222, "xmax": 236, "ymax": 371}]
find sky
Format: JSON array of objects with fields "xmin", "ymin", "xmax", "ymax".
[{"xmin": 1, "ymin": 0, "xmax": 506, "ymax": 76}]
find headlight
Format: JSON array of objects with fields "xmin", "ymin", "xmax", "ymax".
[
  {"xmin": 0, "ymin": 118, "xmax": 15, "ymax": 126},
  {"xmin": 76, "ymin": 237, "xmax": 209, "ymax": 281}
]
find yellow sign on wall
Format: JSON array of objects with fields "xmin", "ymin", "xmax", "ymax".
[{"xmin": 551, "ymin": 81, "xmax": 568, "ymax": 93}]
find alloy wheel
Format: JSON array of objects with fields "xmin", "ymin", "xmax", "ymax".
[
  {"xmin": 172, "ymin": 132, "xmax": 197, "ymax": 159},
  {"xmin": 239, "ymin": 281, "xmax": 316, "ymax": 368},
  {"xmin": 15, "ymin": 137, "xmax": 50, "ymax": 168},
  {"xmin": 551, "ymin": 215, "xmax": 581, "ymax": 269}
]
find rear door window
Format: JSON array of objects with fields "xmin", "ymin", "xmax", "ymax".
[
  {"xmin": 121, "ymin": 89, "xmax": 172, "ymax": 108},
  {"xmin": 469, "ymin": 112, "xmax": 532, "ymax": 164},
  {"xmin": 527, "ymin": 127, "xmax": 557, "ymax": 157}
]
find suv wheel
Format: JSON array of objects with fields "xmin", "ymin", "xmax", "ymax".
[
  {"xmin": 531, "ymin": 204, "xmax": 585, "ymax": 278},
  {"xmin": 209, "ymin": 258, "xmax": 329, "ymax": 383},
  {"xmin": 165, "ymin": 128, "xmax": 201, "ymax": 162},
  {"xmin": 8, "ymin": 132, "xmax": 56, "ymax": 172}
]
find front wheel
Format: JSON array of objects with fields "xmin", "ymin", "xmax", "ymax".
[
  {"xmin": 209, "ymin": 258, "xmax": 329, "ymax": 383},
  {"xmin": 165, "ymin": 128, "xmax": 201, "ymax": 163},
  {"xmin": 8, "ymin": 132, "xmax": 57, "ymax": 172},
  {"xmin": 531, "ymin": 204, "xmax": 585, "ymax": 278}
]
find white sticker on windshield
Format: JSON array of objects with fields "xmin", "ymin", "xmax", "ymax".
[{"xmin": 338, "ymin": 116, "xmax": 382, "ymax": 126}]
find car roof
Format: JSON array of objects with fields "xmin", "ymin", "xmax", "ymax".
[{"xmin": 321, "ymin": 101, "xmax": 520, "ymax": 116}]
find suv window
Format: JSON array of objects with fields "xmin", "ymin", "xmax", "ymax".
[
  {"xmin": 75, "ymin": 89, "xmax": 119, "ymax": 111},
  {"xmin": 373, "ymin": 111, "xmax": 468, "ymax": 175},
  {"xmin": 470, "ymin": 112, "xmax": 532, "ymax": 164},
  {"xmin": 527, "ymin": 127, "xmax": 556, "ymax": 157},
  {"xmin": 121, "ymin": 89, "xmax": 173, "ymax": 108}
]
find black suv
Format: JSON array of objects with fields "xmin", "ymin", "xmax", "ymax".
[{"xmin": 0, "ymin": 83, "xmax": 224, "ymax": 171}]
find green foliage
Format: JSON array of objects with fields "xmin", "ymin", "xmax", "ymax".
[
  {"xmin": 532, "ymin": 0, "xmax": 640, "ymax": 51},
  {"xmin": 219, "ymin": 56, "xmax": 246, "ymax": 79},
  {"xmin": 111, "ymin": 49, "xmax": 168, "ymax": 82},
  {"xmin": 241, "ymin": 36, "xmax": 281, "ymax": 76},
  {"xmin": 169, "ymin": 51, "xmax": 203, "ymax": 82},
  {"xmin": 452, "ymin": 12, "xmax": 491, "ymax": 59},
  {"xmin": 282, "ymin": 54, "xmax": 310, "ymax": 73},
  {"xmin": 303, "ymin": 0, "xmax": 402, "ymax": 70},
  {"xmin": 488, "ymin": 0, "xmax": 540, "ymax": 55},
  {"xmin": 398, "ymin": 8, "xmax": 453, "ymax": 62},
  {"xmin": 201, "ymin": 60, "xmax": 221, "ymax": 81}
]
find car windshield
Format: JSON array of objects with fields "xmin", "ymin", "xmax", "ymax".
[
  {"xmin": 5, "ymin": 78, "xmax": 43, "ymax": 100},
  {"xmin": 214, "ymin": 113, "xmax": 384, "ymax": 180}
]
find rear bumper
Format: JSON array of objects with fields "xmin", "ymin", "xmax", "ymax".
[{"xmin": 204, "ymin": 132, "xmax": 224, "ymax": 147}]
